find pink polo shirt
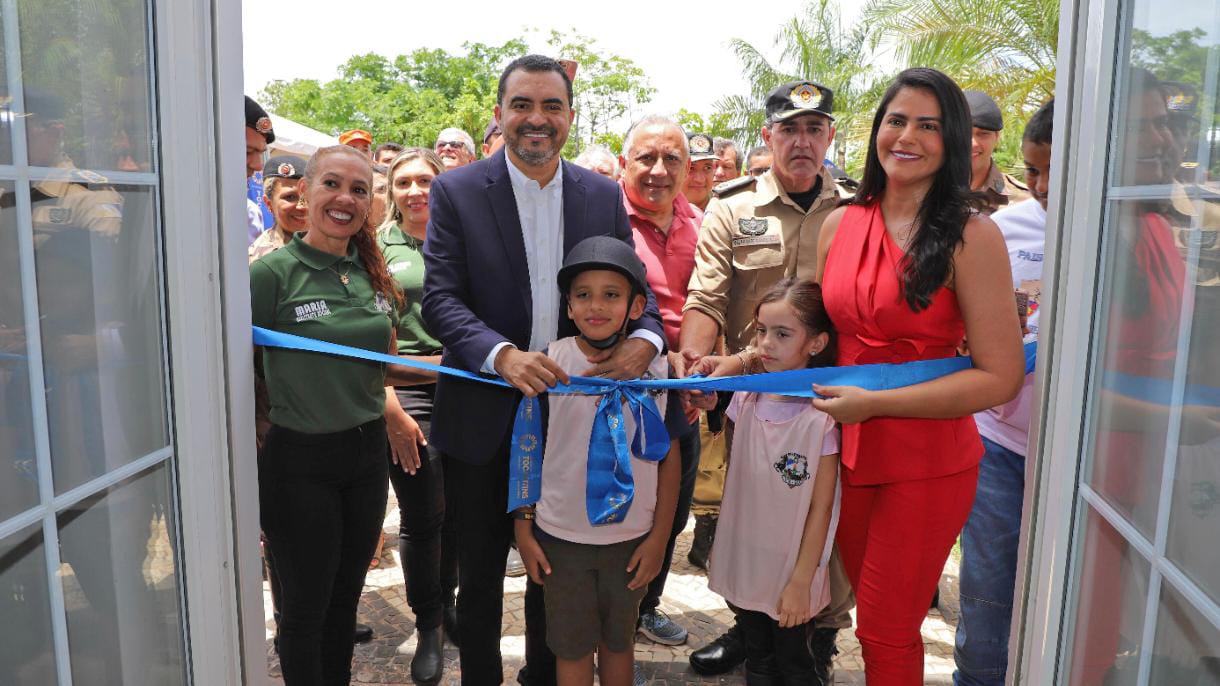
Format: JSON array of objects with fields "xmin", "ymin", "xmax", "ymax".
[{"xmin": 623, "ymin": 184, "xmax": 701, "ymax": 349}]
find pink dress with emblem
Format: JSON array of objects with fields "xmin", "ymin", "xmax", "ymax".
[
  {"xmin": 707, "ymin": 393, "xmax": 840, "ymax": 621},
  {"xmin": 821, "ymin": 203, "xmax": 982, "ymax": 485}
]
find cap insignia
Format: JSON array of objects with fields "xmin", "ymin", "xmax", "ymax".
[
  {"xmin": 256, "ymin": 116, "xmax": 273, "ymax": 134},
  {"xmin": 277, "ymin": 162, "xmax": 296, "ymax": 177},
  {"xmin": 690, "ymin": 134, "xmax": 712, "ymax": 154},
  {"xmin": 789, "ymin": 84, "xmax": 820, "ymax": 109}
]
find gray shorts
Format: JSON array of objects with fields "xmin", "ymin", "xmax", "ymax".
[{"xmin": 534, "ymin": 527, "xmax": 648, "ymax": 660}]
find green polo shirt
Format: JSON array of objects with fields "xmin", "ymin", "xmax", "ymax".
[
  {"xmin": 250, "ymin": 235, "xmax": 396, "ymax": 434},
  {"xmin": 378, "ymin": 224, "xmax": 443, "ymax": 355}
]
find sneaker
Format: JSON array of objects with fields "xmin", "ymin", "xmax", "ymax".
[
  {"xmin": 505, "ymin": 547, "xmax": 527, "ymax": 578},
  {"xmin": 633, "ymin": 662, "xmax": 647, "ymax": 686},
  {"xmin": 638, "ymin": 608, "xmax": 688, "ymax": 646}
]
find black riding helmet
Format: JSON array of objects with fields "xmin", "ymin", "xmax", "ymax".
[{"xmin": 557, "ymin": 236, "xmax": 649, "ymax": 350}]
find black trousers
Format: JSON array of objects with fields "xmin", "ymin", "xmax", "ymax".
[
  {"xmin": 639, "ymin": 418, "xmax": 699, "ymax": 615},
  {"xmin": 259, "ymin": 418, "xmax": 389, "ymax": 686},
  {"xmin": 734, "ymin": 605, "xmax": 816, "ymax": 684},
  {"xmin": 388, "ymin": 386, "xmax": 458, "ymax": 631},
  {"xmin": 445, "ymin": 430, "xmax": 554, "ymax": 686}
]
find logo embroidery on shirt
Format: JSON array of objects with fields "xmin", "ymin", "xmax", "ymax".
[
  {"xmin": 389, "ymin": 262, "xmax": 411, "ymax": 273},
  {"xmin": 774, "ymin": 452, "xmax": 810, "ymax": 488},
  {"xmin": 294, "ymin": 300, "xmax": 332, "ymax": 322},
  {"xmin": 375, "ymin": 293, "xmax": 393, "ymax": 314}
]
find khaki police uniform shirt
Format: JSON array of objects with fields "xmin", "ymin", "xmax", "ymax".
[
  {"xmin": 248, "ymin": 226, "xmax": 293, "ymax": 264},
  {"xmin": 31, "ymin": 164, "xmax": 123, "ymax": 244},
  {"xmin": 685, "ymin": 167, "xmax": 848, "ymax": 353},
  {"xmin": 979, "ymin": 161, "xmax": 1030, "ymax": 216}
]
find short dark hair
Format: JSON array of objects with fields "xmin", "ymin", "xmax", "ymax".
[
  {"xmin": 713, "ymin": 138, "xmax": 738, "ymax": 160},
  {"xmin": 497, "ymin": 54, "xmax": 573, "ymax": 106},
  {"xmin": 1023, "ymin": 99, "xmax": 1054, "ymax": 146},
  {"xmin": 745, "ymin": 145, "xmax": 770, "ymax": 166},
  {"xmin": 374, "ymin": 142, "xmax": 404, "ymax": 158}
]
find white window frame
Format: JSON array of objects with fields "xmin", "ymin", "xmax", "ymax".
[{"xmin": 153, "ymin": 0, "xmax": 265, "ymax": 683}]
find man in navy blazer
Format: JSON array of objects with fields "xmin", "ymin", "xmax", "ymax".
[{"xmin": 422, "ymin": 55, "xmax": 664, "ymax": 685}]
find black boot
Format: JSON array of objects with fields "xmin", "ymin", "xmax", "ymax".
[
  {"xmin": 442, "ymin": 601, "xmax": 460, "ymax": 648},
  {"xmin": 411, "ymin": 627, "xmax": 445, "ymax": 684},
  {"xmin": 806, "ymin": 627, "xmax": 838, "ymax": 686},
  {"xmin": 745, "ymin": 654, "xmax": 781, "ymax": 686},
  {"xmin": 690, "ymin": 622, "xmax": 746, "ymax": 675},
  {"xmin": 354, "ymin": 622, "xmax": 374, "ymax": 643},
  {"xmin": 687, "ymin": 514, "xmax": 718, "ymax": 570}
]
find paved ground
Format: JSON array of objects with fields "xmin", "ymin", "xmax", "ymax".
[{"xmin": 264, "ymin": 495, "xmax": 962, "ymax": 685}]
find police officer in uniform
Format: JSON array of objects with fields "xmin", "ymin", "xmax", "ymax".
[
  {"xmin": 684, "ymin": 132, "xmax": 719, "ymax": 211},
  {"xmin": 679, "ymin": 80, "xmax": 856, "ymax": 683},
  {"xmin": 249, "ymin": 155, "xmax": 308, "ymax": 263},
  {"xmin": 964, "ymin": 90, "xmax": 1029, "ymax": 215}
]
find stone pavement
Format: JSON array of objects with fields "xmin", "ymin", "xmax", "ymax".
[{"xmin": 264, "ymin": 495, "xmax": 963, "ymax": 685}]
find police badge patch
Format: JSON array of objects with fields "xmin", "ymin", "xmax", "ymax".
[
  {"xmin": 774, "ymin": 452, "xmax": 810, "ymax": 488},
  {"xmin": 48, "ymin": 207, "xmax": 71, "ymax": 224},
  {"xmin": 738, "ymin": 217, "xmax": 769, "ymax": 236}
]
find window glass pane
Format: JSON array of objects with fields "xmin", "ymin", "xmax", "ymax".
[
  {"xmin": 0, "ymin": 524, "xmax": 56, "ymax": 685},
  {"xmin": 0, "ymin": 10, "xmax": 11, "ymax": 166},
  {"xmin": 1064, "ymin": 506, "xmax": 1153, "ymax": 684},
  {"xmin": 1082, "ymin": 198, "xmax": 1185, "ymax": 537},
  {"xmin": 0, "ymin": 180, "xmax": 39, "ymax": 520},
  {"xmin": 35, "ymin": 185, "xmax": 169, "ymax": 494},
  {"xmin": 59, "ymin": 464, "xmax": 186, "ymax": 685},
  {"xmin": 1149, "ymin": 582, "xmax": 1220, "ymax": 684},
  {"xmin": 17, "ymin": 0, "xmax": 154, "ymax": 173}
]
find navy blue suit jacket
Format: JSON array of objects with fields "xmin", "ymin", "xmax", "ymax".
[{"xmin": 421, "ymin": 149, "xmax": 665, "ymax": 464}]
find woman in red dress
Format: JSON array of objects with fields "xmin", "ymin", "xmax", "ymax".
[{"xmin": 812, "ymin": 68, "xmax": 1025, "ymax": 684}]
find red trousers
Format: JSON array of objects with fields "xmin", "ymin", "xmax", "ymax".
[{"xmin": 836, "ymin": 466, "xmax": 979, "ymax": 685}]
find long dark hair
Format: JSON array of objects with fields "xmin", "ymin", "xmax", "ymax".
[
  {"xmin": 754, "ymin": 278, "xmax": 837, "ymax": 368},
  {"xmin": 852, "ymin": 68, "xmax": 975, "ymax": 312},
  {"xmin": 304, "ymin": 145, "xmax": 402, "ymax": 307}
]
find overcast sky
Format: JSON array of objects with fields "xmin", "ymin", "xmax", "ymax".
[{"xmin": 242, "ymin": 0, "xmax": 865, "ymax": 119}]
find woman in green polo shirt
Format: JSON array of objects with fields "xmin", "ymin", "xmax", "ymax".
[
  {"xmin": 376, "ymin": 147, "xmax": 453, "ymax": 683},
  {"xmin": 250, "ymin": 144, "xmax": 427, "ymax": 686}
]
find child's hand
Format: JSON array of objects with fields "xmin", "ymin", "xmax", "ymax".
[
  {"xmin": 776, "ymin": 577, "xmax": 813, "ymax": 628},
  {"xmin": 514, "ymin": 521, "xmax": 551, "ymax": 585},
  {"xmin": 689, "ymin": 354, "xmax": 744, "ymax": 378},
  {"xmin": 626, "ymin": 534, "xmax": 667, "ymax": 590}
]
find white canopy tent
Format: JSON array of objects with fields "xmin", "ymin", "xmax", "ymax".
[{"xmin": 267, "ymin": 113, "xmax": 337, "ymax": 157}]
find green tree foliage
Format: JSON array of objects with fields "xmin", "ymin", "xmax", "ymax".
[
  {"xmin": 261, "ymin": 33, "xmax": 654, "ymax": 158},
  {"xmin": 674, "ymin": 109, "xmax": 738, "ymax": 141},
  {"xmin": 544, "ymin": 30, "xmax": 656, "ymax": 156},
  {"xmin": 1131, "ymin": 28, "xmax": 1209, "ymax": 86},
  {"xmin": 711, "ymin": 0, "xmax": 884, "ymax": 173},
  {"xmin": 861, "ymin": 0, "xmax": 1059, "ymax": 173},
  {"xmin": 261, "ymin": 39, "xmax": 527, "ymax": 150}
]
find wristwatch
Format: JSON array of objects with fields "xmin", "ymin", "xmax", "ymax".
[{"xmin": 512, "ymin": 508, "xmax": 536, "ymax": 521}]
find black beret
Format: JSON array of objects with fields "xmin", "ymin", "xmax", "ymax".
[
  {"xmin": 964, "ymin": 90, "xmax": 1003, "ymax": 131},
  {"xmin": 245, "ymin": 96, "xmax": 276, "ymax": 144}
]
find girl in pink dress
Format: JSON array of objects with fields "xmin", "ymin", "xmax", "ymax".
[{"xmin": 695, "ymin": 279, "xmax": 841, "ymax": 686}]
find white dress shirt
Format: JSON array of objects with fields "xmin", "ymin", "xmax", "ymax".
[{"xmin": 480, "ymin": 156, "xmax": 662, "ymax": 373}]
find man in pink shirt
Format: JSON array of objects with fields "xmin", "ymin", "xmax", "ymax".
[{"xmin": 617, "ymin": 114, "xmax": 703, "ymax": 648}]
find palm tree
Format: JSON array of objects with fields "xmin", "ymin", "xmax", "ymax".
[
  {"xmin": 862, "ymin": 0, "xmax": 1059, "ymax": 169},
  {"xmin": 714, "ymin": 0, "xmax": 885, "ymax": 173}
]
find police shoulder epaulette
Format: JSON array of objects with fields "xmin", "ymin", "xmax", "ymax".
[
  {"xmin": 1004, "ymin": 173, "xmax": 1028, "ymax": 191},
  {"xmin": 712, "ymin": 175, "xmax": 756, "ymax": 198}
]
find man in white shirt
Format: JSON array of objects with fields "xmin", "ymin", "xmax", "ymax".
[
  {"xmin": 422, "ymin": 54, "xmax": 665, "ymax": 686},
  {"xmin": 954, "ymin": 98, "xmax": 1054, "ymax": 686}
]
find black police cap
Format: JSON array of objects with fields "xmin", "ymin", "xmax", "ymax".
[
  {"xmin": 557, "ymin": 236, "xmax": 648, "ymax": 296},
  {"xmin": 263, "ymin": 155, "xmax": 306, "ymax": 180},
  {"xmin": 964, "ymin": 90, "xmax": 1003, "ymax": 131},
  {"xmin": 765, "ymin": 81, "xmax": 834, "ymax": 124},
  {"xmin": 245, "ymin": 95, "xmax": 276, "ymax": 144}
]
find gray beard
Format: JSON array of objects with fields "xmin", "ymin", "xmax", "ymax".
[{"xmin": 512, "ymin": 143, "xmax": 557, "ymax": 167}]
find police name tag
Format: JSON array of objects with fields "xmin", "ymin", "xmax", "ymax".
[{"xmin": 732, "ymin": 234, "xmax": 780, "ymax": 247}]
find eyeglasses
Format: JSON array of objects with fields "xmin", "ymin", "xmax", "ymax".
[{"xmin": 436, "ymin": 140, "xmax": 468, "ymax": 151}]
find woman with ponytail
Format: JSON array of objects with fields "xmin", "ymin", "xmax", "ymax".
[
  {"xmin": 250, "ymin": 144, "xmax": 430, "ymax": 685},
  {"xmin": 807, "ymin": 69, "xmax": 1025, "ymax": 684}
]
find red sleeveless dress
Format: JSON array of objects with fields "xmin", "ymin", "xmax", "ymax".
[{"xmin": 821, "ymin": 203, "xmax": 983, "ymax": 485}]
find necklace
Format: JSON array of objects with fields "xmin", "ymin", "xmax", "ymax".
[{"xmin": 328, "ymin": 263, "xmax": 352, "ymax": 285}]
